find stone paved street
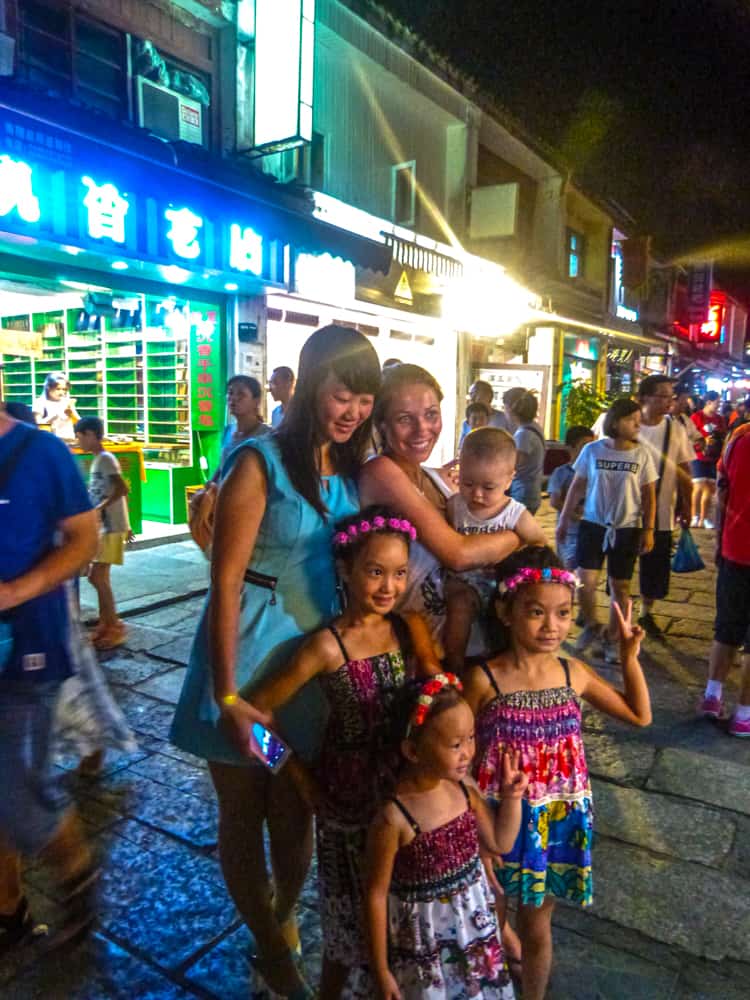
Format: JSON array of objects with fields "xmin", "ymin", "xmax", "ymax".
[{"xmin": 3, "ymin": 513, "xmax": 750, "ymax": 998}]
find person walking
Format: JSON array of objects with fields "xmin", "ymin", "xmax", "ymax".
[
  {"xmin": 506, "ymin": 389, "xmax": 545, "ymax": 515},
  {"xmin": 170, "ymin": 326, "xmax": 381, "ymax": 999},
  {"xmin": 701, "ymin": 422, "xmax": 750, "ymax": 736},
  {"xmin": 458, "ymin": 380, "xmax": 510, "ymax": 444},
  {"xmin": 690, "ymin": 391, "xmax": 726, "ymax": 529},
  {"xmin": 636, "ymin": 376, "xmax": 694, "ymax": 637},
  {"xmin": 215, "ymin": 375, "xmax": 271, "ymax": 479},
  {"xmin": 0, "ymin": 406, "xmax": 100, "ymax": 950},
  {"xmin": 268, "ymin": 366, "xmax": 296, "ymax": 428}
]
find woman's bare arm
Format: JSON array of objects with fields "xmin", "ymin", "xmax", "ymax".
[{"xmin": 360, "ymin": 457, "xmax": 519, "ymax": 572}]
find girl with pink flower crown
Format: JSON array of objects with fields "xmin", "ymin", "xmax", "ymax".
[
  {"xmin": 463, "ymin": 545, "xmax": 652, "ymax": 1000},
  {"xmin": 247, "ymin": 506, "xmax": 441, "ymax": 999}
]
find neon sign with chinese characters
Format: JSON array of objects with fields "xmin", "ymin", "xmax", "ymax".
[
  {"xmin": 0, "ymin": 141, "xmax": 269, "ymax": 283},
  {"xmin": 697, "ymin": 292, "xmax": 726, "ymax": 344}
]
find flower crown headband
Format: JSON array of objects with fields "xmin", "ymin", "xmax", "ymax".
[
  {"xmin": 497, "ymin": 566, "xmax": 577, "ymax": 598},
  {"xmin": 333, "ymin": 515, "xmax": 417, "ymax": 549},
  {"xmin": 406, "ymin": 673, "xmax": 463, "ymax": 735}
]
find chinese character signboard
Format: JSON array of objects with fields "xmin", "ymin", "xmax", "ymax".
[
  {"xmin": 687, "ymin": 263, "xmax": 713, "ymax": 326},
  {"xmin": 190, "ymin": 309, "xmax": 223, "ymax": 432},
  {"xmin": 0, "ymin": 110, "xmax": 270, "ymax": 283}
]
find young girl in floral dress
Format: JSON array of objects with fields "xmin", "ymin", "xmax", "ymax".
[
  {"xmin": 362, "ymin": 675, "xmax": 526, "ymax": 999},
  {"xmin": 464, "ymin": 545, "xmax": 652, "ymax": 1000},
  {"xmin": 248, "ymin": 506, "xmax": 441, "ymax": 999}
]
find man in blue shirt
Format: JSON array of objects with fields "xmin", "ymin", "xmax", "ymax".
[
  {"xmin": 458, "ymin": 380, "xmax": 510, "ymax": 445},
  {"xmin": 268, "ymin": 366, "xmax": 295, "ymax": 428},
  {"xmin": 0, "ymin": 404, "xmax": 99, "ymax": 950}
]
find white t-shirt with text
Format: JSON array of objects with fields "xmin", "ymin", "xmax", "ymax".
[{"xmin": 573, "ymin": 439, "xmax": 658, "ymax": 529}]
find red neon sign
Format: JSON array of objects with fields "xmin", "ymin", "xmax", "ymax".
[{"xmin": 697, "ymin": 291, "xmax": 726, "ymax": 344}]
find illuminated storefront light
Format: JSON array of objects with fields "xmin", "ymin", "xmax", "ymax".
[
  {"xmin": 229, "ymin": 223, "xmax": 263, "ymax": 274},
  {"xmin": 82, "ymin": 176, "xmax": 129, "ymax": 243},
  {"xmin": 165, "ymin": 207, "xmax": 203, "ymax": 260},
  {"xmin": 0, "ymin": 155, "xmax": 41, "ymax": 223},
  {"xmin": 443, "ymin": 256, "xmax": 539, "ymax": 338}
]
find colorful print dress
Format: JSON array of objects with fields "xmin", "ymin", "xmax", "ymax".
[
  {"xmin": 474, "ymin": 658, "xmax": 593, "ymax": 908},
  {"xmin": 317, "ymin": 618, "xmax": 411, "ymax": 966},
  {"xmin": 353, "ymin": 783, "xmax": 513, "ymax": 999}
]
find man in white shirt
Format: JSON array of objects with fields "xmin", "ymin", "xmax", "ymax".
[{"xmin": 637, "ymin": 375, "xmax": 694, "ymax": 636}]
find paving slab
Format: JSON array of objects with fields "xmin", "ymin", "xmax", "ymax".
[
  {"xmin": 114, "ymin": 688, "xmax": 181, "ymax": 740},
  {"xmin": 592, "ymin": 838, "xmax": 750, "ymax": 962},
  {"xmin": 647, "ymin": 746, "xmax": 750, "ymax": 815},
  {"xmin": 592, "ymin": 779, "xmax": 735, "ymax": 866},
  {"xmin": 149, "ymin": 634, "xmax": 195, "ymax": 665},
  {"xmin": 120, "ymin": 623, "xmax": 184, "ymax": 654},
  {"xmin": 99, "ymin": 650, "xmax": 175, "ymax": 687},
  {"xmin": 82, "ymin": 770, "xmax": 218, "ymax": 849},
  {"xmin": 584, "ymin": 731, "xmax": 657, "ymax": 785},
  {"xmin": 6, "ymin": 933, "xmax": 195, "ymax": 999},
  {"xmin": 135, "ymin": 666, "xmax": 188, "ymax": 703},
  {"xmin": 97, "ymin": 834, "xmax": 235, "ymax": 972},
  {"xmin": 548, "ymin": 925, "xmax": 678, "ymax": 999},
  {"xmin": 126, "ymin": 751, "xmax": 213, "ymax": 797}
]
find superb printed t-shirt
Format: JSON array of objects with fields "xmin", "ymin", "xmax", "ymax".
[
  {"xmin": 0, "ymin": 424, "xmax": 92, "ymax": 580},
  {"xmin": 574, "ymin": 439, "xmax": 658, "ymax": 529},
  {"xmin": 89, "ymin": 450, "xmax": 130, "ymax": 533},
  {"xmin": 720, "ymin": 428, "xmax": 750, "ymax": 565},
  {"xmin": 638, "ymin": 417, "xmax": 694, "ymax": 530}
]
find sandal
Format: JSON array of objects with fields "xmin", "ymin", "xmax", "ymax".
[
  {"xmin": 0, "ymin": 897, "xmax": 48, "ymax": 955},
  {"xmin": 45, "ymin": 860, "xmax": 100, "ymax": 951},
  {"xmin": 252, "ymin": 949, "xmax": 314, "ymax": 999}
]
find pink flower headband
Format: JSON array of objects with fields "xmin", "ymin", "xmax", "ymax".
[
  {"xmin": 406, "ymin": 673, "xmax": 463, "ymax": 736},
  {"xmin": 497, "ymin": 566, "xmax": 577, "ymax": 598},
  {"xmin": 333, "ymin": 515, "xmax": 417, "ymax": 549}
]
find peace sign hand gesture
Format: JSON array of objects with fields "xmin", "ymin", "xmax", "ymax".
[
  {"xmin": 613, "ymin": 599, "xmax": 644, "ymax": 661},
  {"xmin": 500, "ymin": 750, "xmax": 529, "ymax": 800}
]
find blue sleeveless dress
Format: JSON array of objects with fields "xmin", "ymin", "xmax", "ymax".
[{"xmin": 170, "ymin": 435, "xmax": 359, "ymax": 764}]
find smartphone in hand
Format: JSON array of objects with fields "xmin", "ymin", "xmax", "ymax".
[{"xmin": 250, "ymin": 722, "xmax": 292, "ymax": 773}]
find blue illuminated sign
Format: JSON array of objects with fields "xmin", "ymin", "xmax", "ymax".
[
  {"xmin": 0, "ymin": 111, "xmax": 271, "ymax": 284},
  {"xmin": 165, "ymin": 206, "xmax": 203, "ymax": 260},
  {"xmin": 0, "ymin": 155, "xmax": 41, "ymax": 223},
  {"xmin": 82, "ymin": 175, "xmax": 129, "ymax": 243}
]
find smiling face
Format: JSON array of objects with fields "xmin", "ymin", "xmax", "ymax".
[
  {"xmin": 499, "ymin": 582, "xmax": 573, "ymax": 654},
  {"xmin": 458, "ymin": 453, "xmax": 514, "ymax": 519},
  {"xmin": 380, "ymin": 382, "xmax": 443, "ymax": 465},
  {"xmin": 340, "ymin": 532, "xmax": 409, "ymax": 616},
  {"xmin": 406, "ymin": 698, "xmax": 476, "ymax": 782},
  {"xmin": 315, "ymin": 373, "xmax": 375, "ymax": 445}
]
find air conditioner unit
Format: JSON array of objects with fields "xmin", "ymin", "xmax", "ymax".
[{"xmin": 136, "ymin": 77, "xmax": 204, "ymax": 146}]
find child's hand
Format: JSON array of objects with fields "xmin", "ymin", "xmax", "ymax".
[
  {"xmin": 500, "ymin": 750, "xmax": 528, "ymax": 799},
  {"xmin": 376, "ymin": 969, "xmax": 402, "ymax": 1000},
  {"xmin": 613, "ymin": 599, "xmax": 644, "ymax": 659}
]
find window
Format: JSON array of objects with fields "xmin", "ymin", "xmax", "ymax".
[
  {"xmin": 17, "ymin": 0, "xmax": 127, "ymax": 121},
  {"xmin": 392, "ymin": 162, "xmax": 417, "ymax": 227},
  {"xmin": 567, "ymin": 228, "xmax": 585, "ymax": 279}
]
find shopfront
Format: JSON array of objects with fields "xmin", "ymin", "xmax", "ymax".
[{"xmin": 0, "ymin": 104, "xmax": 388, "ymax": 523}]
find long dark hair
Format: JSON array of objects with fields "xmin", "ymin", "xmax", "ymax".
[{"xmin": 275, "ymin": 325, "xmax": 381, "ymax": 517}]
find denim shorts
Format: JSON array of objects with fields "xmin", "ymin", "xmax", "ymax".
[{"xmin": 0, "ymin": 680, "xmax": 68, "ymax": 855}]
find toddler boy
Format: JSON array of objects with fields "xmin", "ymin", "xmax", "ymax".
[
  {"xmin": 443, "ymin": 427, "xmax": 547, "ymax": 669},
  {"xmin": 548, "ymin": 425, "xmax": 595, "ymax": 569}
]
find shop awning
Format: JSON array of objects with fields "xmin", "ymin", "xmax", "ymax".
[{"xmin": 528, "ymin": 309, "xmax": 670, "ymax": 350}]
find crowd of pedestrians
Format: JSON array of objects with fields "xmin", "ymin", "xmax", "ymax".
[{"xmin": 2, "ymin": 327, "xmax": 749, "ymax": 998}]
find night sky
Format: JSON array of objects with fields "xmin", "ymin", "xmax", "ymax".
[{"xmin": 382, "ymin": 0, "xmax": 750, "ymax": 298}]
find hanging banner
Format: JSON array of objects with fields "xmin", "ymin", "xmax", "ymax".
[{"xmin": 687, "ymin": 263, "xmax": 713, "ymax": 326}]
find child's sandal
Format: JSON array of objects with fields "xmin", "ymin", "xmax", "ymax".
[{"xmin": 0, "ymin": 897, "xmax": 48, "ymax": 954}]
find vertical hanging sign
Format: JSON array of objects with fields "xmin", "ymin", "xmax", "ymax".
[
  {"xmin": 190, "ymin": 309, "xmax": 223, "ymax": 431},
  {"xmin": 687, "ymin": 263, "xmax": 713, "ymax": 326},
  {"xmin": 253, "ymin": 0, "xmax": 315, "ymax": 151}
]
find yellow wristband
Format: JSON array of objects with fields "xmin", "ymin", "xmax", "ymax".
[{"xmin": 219, "ymin": 692, "xmax": 239, "ymax": 708}]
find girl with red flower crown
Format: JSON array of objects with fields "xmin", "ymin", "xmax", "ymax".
[{"xmin": 245, "ymin": 506, "xmax": 441, "ymax": 999}]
